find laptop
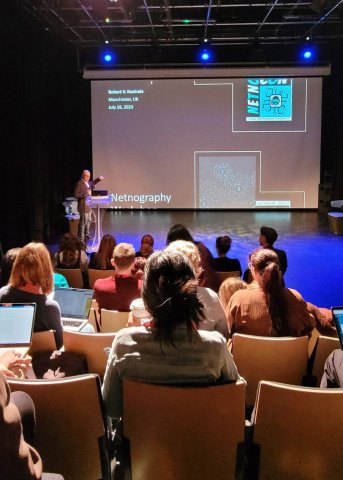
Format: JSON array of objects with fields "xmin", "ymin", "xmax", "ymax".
[
  {"xmin": 332, "ymin": 307, "xmax": 343, "ymax": 348},
  {"xmin": 53, "ymin": 288, "xmax": 93, "ymax": 331},
  {"xmin": 0, "ymin": 303, "xmax": 36, "ymax": 355}
]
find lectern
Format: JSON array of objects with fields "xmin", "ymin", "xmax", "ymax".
[{"xmin": 88, "ymin": 194, "xmax": 114, "ymax": 251}]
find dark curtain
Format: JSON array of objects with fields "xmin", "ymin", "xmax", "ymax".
[{"xmin": 1, "ymin": 1, "xmax": 91, "ymax": 251}]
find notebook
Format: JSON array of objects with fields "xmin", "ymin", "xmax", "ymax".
[
  {"xmin": 0, "ymin": 303, "xmax": 36, "ymax": 354},
  {"xmin": 332, "ymin": 307, "xmax": 343, "ymax": 348},
  {"xmin": 53, "ymin": 288, "xmax": 93, "ymax": 331}
]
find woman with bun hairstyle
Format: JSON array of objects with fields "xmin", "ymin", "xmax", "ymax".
[{"xmin": 102, "ymin": 249, "xmax": 239, "ymax": 419}]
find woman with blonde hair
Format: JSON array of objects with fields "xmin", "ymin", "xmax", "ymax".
[
  {"xmin": 165, "ymin": 240, "xmax": 229, "ymax": 338},
  {"xmin": 218, "ymin": 277, "xmax": 247, "ymax": 311},
  {"xmin": 0, "ymin": 242, "xmax": 63, "ymax": 349}
]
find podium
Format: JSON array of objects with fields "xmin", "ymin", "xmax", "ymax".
[{"xmin": 88, "ymin": 194, "xmax": 114, "ymax": 251}]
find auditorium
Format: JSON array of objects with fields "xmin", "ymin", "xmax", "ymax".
[{"xmin": 1, "ymin": 1, "xmax": 343, "ymax": 479}]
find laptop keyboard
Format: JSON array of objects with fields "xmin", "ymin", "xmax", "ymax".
[{"xmin": 63, "ymin": 319, "xmax": 84, "ymax": 328}]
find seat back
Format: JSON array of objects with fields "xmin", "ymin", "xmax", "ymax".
[
  {"xmin": 88, "ymin": 269, "xmax": 114, "ymax": 288},
  {"xmin": 54, "ymin": 268, "xmax": 84, "ymax": 288},
  {"xmin": 123, "ymin": 379, "xmax": 246, "ymax": 480},
  {"xmin": 252, "ymin": 380, "xmax": 343, "ymax": 480},
  {"xmin": 28, "ymin": 330, "xmax": 57, "ymax": 356},
  {"xmin": 311, "ymin": 335, "xmax": 340, "ymax": 386},
  {"xmin": 63, "ymin": 330, "xmax": 116, "ymax": 378},
  {"xmin": 100, "ymin": 309, "xmax": 129, "ymax": 333},
  {"xmin": 8, "ymin": 374, "xmax": 111, "ymax": 480},
  {"xmin": 232, "ymin": 333, "xmax": 308, "ymax": 406}
]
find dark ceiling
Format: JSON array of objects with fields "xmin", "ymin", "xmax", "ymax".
[{"xmin": 16, "ymin": 0, "xmax": 343, "ymax": 65}]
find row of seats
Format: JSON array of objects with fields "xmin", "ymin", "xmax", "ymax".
[
  {"xmin": 54, "ymin": 267, "xmax": 241, "ymax": 289},
  {"xmin": 30, "ymin": 328, "xmax": 340, "ymax": 400},
  {"xmin": 8, "ymin": 373, "xmax": 343, "ymax": 480}
]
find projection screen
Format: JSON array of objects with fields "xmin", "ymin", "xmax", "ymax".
[{"xmin": 85, "ymin": 66, "xmax": 329, "ymax": 210}]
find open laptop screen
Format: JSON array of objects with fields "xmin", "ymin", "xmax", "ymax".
[
  {"xmin": 53, "ymin": 288, "xmax": 93, "ymax": 319},
  {"xmin": 332, "ymin": 307, "xmax": 343, "ymax": 349},
  {"xmin": 0, "ymin": 303, "xmax": 36, "ymax": 347}
]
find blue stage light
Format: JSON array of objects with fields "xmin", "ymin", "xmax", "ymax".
[
  {"xmin": 101, "ymin": 50, "xmax": 115, "ymax": 64},
  {"xmin": 199, "ymin": 48, "xmax": 213, "ymax": 63},
  {"xmin": 300, "ymin": 45, "xmax": 316, "ymax": 61}
]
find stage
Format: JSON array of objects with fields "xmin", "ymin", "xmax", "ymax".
[{"xmin": 78, "ymin": 209, "xmax": 343, "ymax": 309}]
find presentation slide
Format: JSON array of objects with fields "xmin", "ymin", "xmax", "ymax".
[{"xmin": 91, "ymin": 72, "xmax": 323, "ymax": 209}]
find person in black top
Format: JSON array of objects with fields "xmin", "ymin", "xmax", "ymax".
[
  {"xmin": 259, "ymin": 226, "xmax": 288, "ymax": 275},
  {"xmin": 213, "ymin": 236, "xmax": 242, "ymax": 276}
]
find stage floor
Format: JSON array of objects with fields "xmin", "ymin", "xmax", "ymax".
[{"xmin": 83, "ymin": 209, "xmax": 343, "ymax": 309}]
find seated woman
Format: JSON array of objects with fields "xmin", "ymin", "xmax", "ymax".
[
  {"xmin": 88, "ymin": 234, "xmax": 116, "ymax": 270},
  {"xmin": 213, "ymin": 236, "xmax": 242, "ymax": 276},
  {"xmin": 54, "ymin": 232, "xmax": 88, "ymax": 272},
  {"xmin": 166, "ymin": 224, "xmax": 219, "ymax": 292},
  {"xmin": 218, "ymin": 277, "xmax": 247, "ymax": 312},
  {"xmin": 135, "ymin": 234, "xmax": 154, "ymax": 259},
  {"xmin": 0, "ymin": 247, "xmax": 22, "ymax": 287},
  {"xmin": 102, "ymin": 249, "xmax": 239, "ymax": 419},
  {"xmin": 227, "ymin": 248, "xmax": 315, "ymax": 337},
  {"xmin": 0, "ymin": 242, "xmax": 63, "ymax": 349},
  {"xmin": 165, "ymin": 240, "xmax": 229, "ymax": 339}
]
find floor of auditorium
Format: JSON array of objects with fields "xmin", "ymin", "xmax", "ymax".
[{"xmin": 77, "ymin": 208, "xmax": 341, "ymax": 309}]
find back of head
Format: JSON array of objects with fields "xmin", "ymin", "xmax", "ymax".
[
  {"xmin": 112, "ymin": 243, "xmax": 135, "ymax": 270},
  {"xmin": 0, "ymin": 248, "xmax": 22, "ymax": 287},
  {"xmin": 216, "ymin": 235, "xmax": 232, "ymax": 255},
  {"xmin": 166, "ymin": 224, "xmax": 194, "ymax": 245},
  {"xmin": 97, "ymin": 234, "xmax": 117, "ymax": 269},
  {"xmin": 58, "ymin": 233, "xmax": 82, "ymax": 266},
  {"xmin": 165, "ymin": 240, "xmax": 201, "ymax": 277},
  {"xmin": 58, "ymin": 232, "xmax": 82, "ymax": 252},
  {"xmin": 9, "ymin": 242, "xmax": 53, "ymax": 294},
  {"xmin": 250, "ymin": 247, "xmax": 288, "ymax": 335},
  {"xmin": 142, "ymin": 250, "xmax": 204, "ymax": 342},
  {"xmin": 218, "ymin": 277, "xmax": 247, "ymax": 309},
  {"xmin": 260, "ymin": 226, "xmax": 278, "ymax": 246}
]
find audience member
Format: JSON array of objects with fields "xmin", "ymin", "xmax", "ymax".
[
  {"xmin": 227, "ymin": 248, "xmax": 315, "ymax": 337},
  {"xmin": 0, "ymin": 350, "xmax": 32, "ymax": 379},
  {"xmin": 88, "ymin": 234, "xmax": 116, "ymax": 270},
  {"xmin": 259, "ymin": 226, "xmax": 288, "ymax": 274},
  {"xmin": 165, "ymin": 240, "xmax": 229, "ymax": 338},
  {"xmin": 218, "ymin": 277, "xmax": 247, "ymax": 312},
  {"xmin": 0, "ymin": 247, "xmax": 22, "ymax": 287},
  {"xmin": 213, "ymin": 236, "xmax": 242, "ymax": 276},
  {"xmin": 320, "ymin": 349, "xmax": 343, "ymax": 388},
  {"xmin": 166, "ymin": 223, "xmax": 219, "ymax": 292},
  {"xmin": 0, "ymin": 242, "xmax": 63, "ymax": 349},
  {"xmin": 54, "ymin": 232, "xmax": 88, "ymax": 272},
  {"xmin": 53, "ymin": 272, "xmax": 69, "ymax": 289},
  {"xmin": 102, "ymin": 249, "xmax": 239, "ymax": 419},
  {"xmin": 0, "ymin": 371, "xmax": 43, "ymax": 479},
  {"xmin": 93, "ymin": 243, "xmax": 142, "ymax": 311},
  {"xmin": 135, "ymin": 234, "xmax": 154, "ymax": 258},
  {"xmin": 0, "ymin": 372, "xmax": 64, "ymax": 480}
]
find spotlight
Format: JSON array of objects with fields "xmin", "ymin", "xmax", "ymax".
[
  {"xmin": 101, "ymin": 50, "xmax": 116, "ymax": 64},
  {"xmin": 199, "ymin": 48, "xmax": 213, "ymax": 63},
  {"xmin": 299, "ymin": 45, "xmax": 316, "ymax": 61}
]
